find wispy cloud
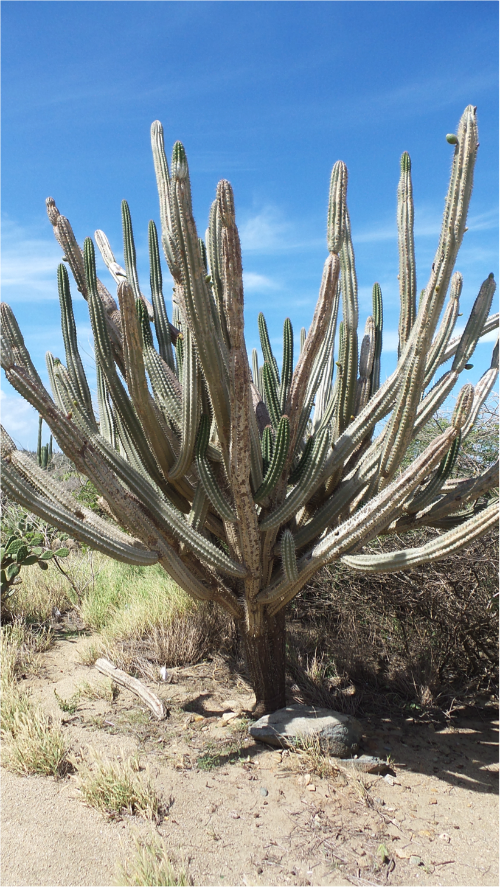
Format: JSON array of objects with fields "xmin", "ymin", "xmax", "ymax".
[
  {"xmin": 1, "ymin": 216, "xmax": 62, "ymax": 302},
  {"xmin": 239, "ymin": 205, "xmax": 322, "ymax": 253},
  {"xmin": 243, "ymin": 272, "xmax": 279, "ymax": 292}
]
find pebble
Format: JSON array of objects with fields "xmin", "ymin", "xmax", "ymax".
[
  {"xmin": 410, "ymin": 855, "xmax": 422, "ymax": 866},
  {"xmin": 260, "ymin": 787, "xmax": 268, "ymax": 797}
]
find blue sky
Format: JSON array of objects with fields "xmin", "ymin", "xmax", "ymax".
[{"xmin": 2, "ymin": 1, "xmax": 498, "ymax": 450}]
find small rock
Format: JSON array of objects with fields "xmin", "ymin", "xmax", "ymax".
[
  {"xmin": 260, "ymin": 787, "xmax": 268, "ymax": 797},
  {"xmin": 222, "ymin": 711, "xmax": 238, "ymax": 722},
  {"xmin": 410, "ymin": 855, "xmax": 422, "ymax": 866},
  {"xmin": 256, "ymin": 866, "xmax": 263, "ymax": 874},
  {"xmin": 249, "ymin": 704, "xmax": 362, "ymax": 757},
  {"xmin": 304, "ymin": 773, "xmax": 311, "ymax": 785},
  {"xmin": 306, "ymin": 784, "xmax": 316, "ymax": 792},
  {"xmin": 429, "ymin": 798, "xmax": 437, "ymax": 805},
  {"xmin": 159, "ymin": 666, "xmax": 169, "ymax": 681},
  {"xmin": 230, "ymin": 811, "xmax": 240, "ymax": 819},
  {"xmin": 438, "ymin": 833, "xmax": 451, "ymax": 843}
]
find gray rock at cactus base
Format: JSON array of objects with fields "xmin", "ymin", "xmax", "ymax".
[{"xmin": 249, "ymin": 704, "xmax": 363, "ymax": 757}]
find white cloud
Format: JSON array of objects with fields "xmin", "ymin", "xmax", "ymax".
[
  {"xmin": 239, "ymin": 205, "xmax": 322, "ymax": 253},
  {"xmin": 1, "ymin": 217, "xmax": 62, "ymax": 302},
  {"xmin": 243, "ymin": 272, "xmax": 279, "ymax": 292}
]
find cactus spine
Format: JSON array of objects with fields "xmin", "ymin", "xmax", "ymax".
[{"xmin": 1, "ymin": 104, "xmax": 497, "ymax": 714}]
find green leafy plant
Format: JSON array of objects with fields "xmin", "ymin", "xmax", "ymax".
[{"xmin": 1, "ymin": 104, "xmax": 498, "ymax": 713}]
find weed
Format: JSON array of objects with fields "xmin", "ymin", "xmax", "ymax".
[
  {"xmin": 73, "ymin": 746, "xmax": 162, "ymax": 821},
  {"xmin": 54, "ymin": 688, "xmax": 80, "ymax": 714},
  {"xmin": 115, "ymin": 833, "xmax": 191, "ymax": 886}
]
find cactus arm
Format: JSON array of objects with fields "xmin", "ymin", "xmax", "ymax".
[
  {"xmin": 165, "ymin": 326, "xmax": 199, "ymax": 481},
  {"xmin": 95, "ymin": 228, "xmax": 128, "ymax": 287},
  {"xmin": 187, "ymin": 481, "xmax": 210, "ymax": 532},
  {"xmin": 279, "ymin": 319, "xmax": 294, "ymax": 414},
  {"xmin": 280, "ymin": 528, "xmax": 298, "ymax": 582},
  {"xmin": 370, "ymin": 283, "xmax": 383, "ymax": 397},
  {"xmin": 96, "ymin": 363, "xmax": 117, "ymax": 448},
  {"xmin": 258, "ymin": 313, "xmax": 280, "ymax": 389},
  {"xmin": 37, "ymin": 415, "xmax": 43, "ymax": 465},
  {"xmin": 217, "ymin": 180, "xmax": 262, "ymax": 596},
  {"xmin": 263, "ymin": 361, "xmax": 281, "ymax": 430},
  {"xmin": 451, "ymin": 274, "xmax": 496, "ymax": 373},
  {"xmin": 170, "ymin": 147, "xmax": 231, "ymax": 457},
  {"xmin": 423, "ymin": 272, "xmax": 462, "ymax": 387},
  {"xmin": 195, "ymin": 416, "xmax": 237, "ymax": 522},
  {"xmin": 420, "ymin": 106, "xmax": 478, "ymax": 336},
  {"xmin": 148, "ymin": 220, "xmax": 176, "ymax": 371},
  {"xmin": 310, "ymin": 388, "xmax": 473, "ymax": 569},
  {"xmin": 252, "ymin": 349, "xmax": 260, "ymax": 392},
  {"xmin": 438, "ymin": 312, "xmax": 499, "ymax": 368},
  {"xmin": 57, "ymin": 263, "xmax": 96, "ymax": 424},
  {"xmin": 338, "ymin": 208, "xmax": 359, "ymax": 431},
  {"xmin": 1, "ymin": 461, "xmax": 159, "ymax": 566},
  {"xmin": 312, "ymin": 283, "xmax": 340, "ymax": 433},
  {"xmin": 2, "ymin": 352, "xmax": 243, "ymax": 584},
  {"xmin": 342, "ymin": 500, "xmax": 498, "ymax": 573},
  {"xmin": 1, "ymin": 303, "xmax": 44, "ymax": 387},
  {"xmin": 259, "ymin": 426, "xmax": 331, "ymax": 531},
  {"xmin": 253, "ymin": 416, "xmax": 290, "ymax": 504},
  {"xmin": 327, "ymin": 161, "xmax": 348, "ymax": 254},
  {"xmin": 404, "ymin": 433, "xmax": 461, "ymax": 515},
  {"xmin": 150, "ymin": 120, "xmax": 184, "ymax": 286},
  {"xmin": 286, "ymin": 254, "xmax": 340, "ymax": 454},
  {"xmin": 397, "ymin": 152, "xmax": 417, "ymax": 353},
  {"xmin": 248, "ymin": 395, "xmax": 264, "ymax": 492},
  {"xmin": 118, "ymin": 279, "xmax": 182, "ymax": 480},
  {"xmin": 354, "ymin": 316, "xmax": 376, "ymax": 416},
  {"xmin": 46, "ymin": 198, "xmax": 125, "ymax": 373},
  {"xmin": 46, "ymin": 198, "xmax": 88, "ymax": 298},
  {"xmin": 87, "ymin": 243, "xmax": 172, "ymax": 490},
  {"xmin": 461, "ymin": 341, "xmax": 498, "ymax": 441},
  {"xmin": 121, "ymin": 200, "xmax": 144, "ymax": 304}
]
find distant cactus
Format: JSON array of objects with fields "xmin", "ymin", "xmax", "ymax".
[
  {"xmin": 1, "ymin": 105, "xmax": 498, "ymax": 712},
  {"xmin": 36, "ymin": 414, "xmax": 53, "ymax": 469}
]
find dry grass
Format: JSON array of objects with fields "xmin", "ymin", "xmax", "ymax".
[
  {"xmin": 73, "ymin": 746, "xmax": 163, "ymax": 821},
  {"xmin": 71, "ymin": 555, "xmax": 236, "ymax": 678},
  {"xmin": 115, "ymin": 834, "xmax": 191, "ymax": 887},
  {"xmin": 1, "ymin": 620, "xmax": 69, "ymax": 777},
  {"xmin": 290, "ymin": 528, "xmax": 499, "ymax": 713}
]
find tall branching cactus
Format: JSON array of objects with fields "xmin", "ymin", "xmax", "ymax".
[{"xmin": 1, "ymin": 105, "xmax": 498, "ymax": 713}]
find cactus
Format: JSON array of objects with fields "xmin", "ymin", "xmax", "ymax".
[
  {"xmin": 0, "ymin": 517, "xmax": 69, "ymax": 618},
  {"xmin": 1, "ymin": 104, "xmax": 498, "ymax": 713},
  {"xmin": 36, "ymin": 415, "xmax": 53, "ymax": 470}
]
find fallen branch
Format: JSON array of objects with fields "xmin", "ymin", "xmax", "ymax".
[{"xmin": 94, "ymin": 657, "xmax": 166, "ymax": 720}]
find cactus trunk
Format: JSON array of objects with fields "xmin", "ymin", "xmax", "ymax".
[{"xmin": 240, "ymin": 610, "xmax": 287, "ymax": 715}]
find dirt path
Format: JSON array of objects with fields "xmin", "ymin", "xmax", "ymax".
[{"xmin": 1, "ymin": 630, "xmax": 498, "ymax": 887}]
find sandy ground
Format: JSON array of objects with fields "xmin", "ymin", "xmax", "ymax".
[{"xmin": 1, "ymin": 628, "xmax": 498, "ymax": 887}]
